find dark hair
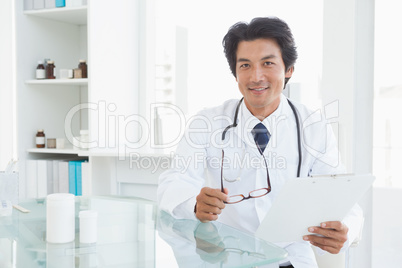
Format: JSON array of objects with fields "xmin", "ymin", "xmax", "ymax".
[{"xmin": 222, "ymin": 17, "xmax": 298, "ymax": 82}]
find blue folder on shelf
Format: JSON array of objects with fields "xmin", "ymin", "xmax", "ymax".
[{"xmin": 68, "ymin": 160, "xmax": 86, "ymax": 196}]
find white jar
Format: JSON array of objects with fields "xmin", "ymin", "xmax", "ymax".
[
  {"xmin": 46, "ymin": 193, "xmax": 75, "ymax": 243},
  {"xmin": 79, "ymin": 210, "xmax": 98, "ymax": 244}
]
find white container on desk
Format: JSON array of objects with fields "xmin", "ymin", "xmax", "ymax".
[
  {"xmin": 46, "ymin": 193, "xmax": 75, "ymax": 243},
  {"xmin": 79, "ymin": 210, "xmax": 98, "ymax": 243}
]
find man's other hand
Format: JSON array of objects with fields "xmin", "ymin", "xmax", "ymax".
[{"xmin": 303, "ymin": 221, "xmax": 348, "ymax": 254}]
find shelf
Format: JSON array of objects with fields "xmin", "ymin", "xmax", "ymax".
[
  {"xmin": 24, "ymin": 6, "xmax": 87, "ymax": 25},
  {"xmin": 25, "ymin": 78, "xmax": 88, "ymax": 86},
  {"xmin": 27, "ymin": 147, "xmax": 171, "ymax": 158},
  {"xmin": 27, "ymin": 147, "xmax": 87, "ymax": 155},
  {"xmin": 84, "ymin": 149, "xmax": 170, "ymax": 158}
]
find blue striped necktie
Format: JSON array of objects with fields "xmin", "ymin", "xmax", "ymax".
[{"xmin": 252, "ymin": 123, "xmax": 270, "ymax": 154}]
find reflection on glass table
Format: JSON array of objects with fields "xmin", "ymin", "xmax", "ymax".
[
  {"xmin": 0, "ymin": 196, "xmax": 287, "ymax": 267},
  {"xmin": 157, "ymin": 210, "xmax": 287, "ymax": 267}
]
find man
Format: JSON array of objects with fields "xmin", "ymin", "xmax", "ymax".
[{"xmin": 158, "ymin": 17, "xmax": 363, "ymax": 267}]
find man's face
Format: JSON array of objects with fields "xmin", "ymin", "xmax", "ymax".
[{"xmin": 236, "ymin": 38, "xmax": 293, "ymax": 118}]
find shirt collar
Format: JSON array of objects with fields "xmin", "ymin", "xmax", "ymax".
[{"xmin": 240, "ymin": 94, "xmax": 286, "ymax": 135}]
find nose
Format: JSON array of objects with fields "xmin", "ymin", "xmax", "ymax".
[{"xmin": 250, "ymin": 65, "xmax": 265, "ymax": 83}]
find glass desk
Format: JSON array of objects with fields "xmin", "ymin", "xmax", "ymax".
[{"xmin": 0, "ymin": 196, "xmax": 287, "ymax": 267}]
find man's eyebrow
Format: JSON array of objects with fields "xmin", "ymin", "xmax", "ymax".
[
  {"xmin": 261, "ymin": 55, "xmax": 277, "ymax": 61},
  {"xmin": 237, "ymin": 55, "xmax": 277, "ymax": 62},
  {"xmin": 237, "ymin": 58, "xmax": 250, "ymax": 62}
]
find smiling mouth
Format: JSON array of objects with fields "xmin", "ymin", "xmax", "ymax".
[{"xmin": 249, "ymin": 87, "xmax": 268, "ymax": 91}]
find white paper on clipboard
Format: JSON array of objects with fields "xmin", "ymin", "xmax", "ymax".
[{"xmin": 255, "ymin": 174, "xmax": 375, "ymax": 243}]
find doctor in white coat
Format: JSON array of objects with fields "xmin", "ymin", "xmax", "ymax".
[{"xmin": 158, "ymin": 17, "xmax": 363, "ymax": 268}]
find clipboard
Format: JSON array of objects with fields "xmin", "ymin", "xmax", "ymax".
[{"xmin": 255, "ymin": 174, "xmax": 375, "ymax": 243}]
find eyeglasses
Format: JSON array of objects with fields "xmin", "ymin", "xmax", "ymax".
[
  {"xmin": 220, "ymin": 145, "xmax": 271, "ymax": 204},
  {"xmin": 223, "ymin": 248, "xmax": 266, "ymax": 259},
  {"xmin": 220, "ymin": 236, "xmax": 266, "ymax": 259}
]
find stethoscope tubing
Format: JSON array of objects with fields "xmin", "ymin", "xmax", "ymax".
[{"xmin": 221, "ymin": 98, "xmax": 302, "ymax": 178}]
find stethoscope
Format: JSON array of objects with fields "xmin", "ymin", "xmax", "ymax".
[{"xmin": 221, "ymin": 97, "xmax": 302, "ymax": 178}]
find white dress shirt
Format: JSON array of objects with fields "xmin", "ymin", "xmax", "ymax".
[{"xmin": 158, "ymin": 94, "xmax": 363, "ymax": 268}]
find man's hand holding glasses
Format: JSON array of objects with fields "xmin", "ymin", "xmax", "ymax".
[
  {"xmin": 195, "ymin": 147, "xmax": 271, "ymax": 222},
  {"xmin": 195, "ymin": 187, "xmax": 229, "ymax": 222}
]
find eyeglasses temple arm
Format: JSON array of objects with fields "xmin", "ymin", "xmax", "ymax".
[
  {"xmin": 257, "ymin": 145, "xmax": 271, "ymax": 190},
  {"xmin": 262, "ymin": 153, "xmax": 271, "ymax": 190}
]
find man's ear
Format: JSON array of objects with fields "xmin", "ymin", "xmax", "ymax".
[
  {"xmin": 285, "ymin": 66, "xmax": 294, "ymax": 78},
  {"xmin": 283, "ymin": 66, "xmax": 294, "ymax": 89}
]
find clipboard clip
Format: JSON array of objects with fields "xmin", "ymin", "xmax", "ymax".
[{"xmin": 309, "ymin": 173, "xmax": 355, "ymax": 178}]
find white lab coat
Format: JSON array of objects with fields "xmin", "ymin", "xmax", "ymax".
[{"xmin": 158, "ymin": 94, "xmax": 363, "ymax": 268}]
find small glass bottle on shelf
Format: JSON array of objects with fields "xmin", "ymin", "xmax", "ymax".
[
  {"xmin": 36, "ymin": 61, "xmax": 46, "ymax": 79},
  {"xmin": 46, "ymin": 61, "xmax": 56, "ymax": 79},
  {"xmin": 36, "ymin": 130, "xmax": 46, "ymax": 148},
  {"xmin": 78, "ymin": 60, "xmax": 87, "ymax": 78}
]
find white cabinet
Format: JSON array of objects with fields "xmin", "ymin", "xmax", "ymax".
[{"xmin": 16, "ymin": 0, "xmax": 149, "ymax": 198}]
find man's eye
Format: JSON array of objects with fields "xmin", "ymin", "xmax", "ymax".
[
  {"xmin": 240, "ymin": 64, "xmax": 250, "ymax": 68},
  {"xmin": 264, "ymin": 61, "xmax": 273, "ymax": 66}
]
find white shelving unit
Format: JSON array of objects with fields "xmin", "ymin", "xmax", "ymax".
[
  {"xmin": 17, "ymin": 2, "xmax": 89, "ymax": 199},
  {"xmin": 16, "ymin": 0, "xmax": 158, "ymax": 200}
]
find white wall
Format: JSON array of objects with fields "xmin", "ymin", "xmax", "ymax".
[
  {"xmin": 371, "ymin": 0, "xmax": 402, "ymax": 266},
  {"xmin": 88, "ymin": 0, "xmax": 140, "ymax": 152},
  {"xmin": 153, "ymin": 0, "xmax": 324, "ymax": 117},
  {"xmin": 322, "ymin": 0, "xmax": 374, "ymax": 267},
  {"xmin": 0, "ymin": 0, "xmax": 16, "ymax": 170},
  {"xmin": 372, "ymin": 188, "xmax": 402, "ymax": 266}
]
